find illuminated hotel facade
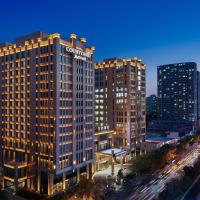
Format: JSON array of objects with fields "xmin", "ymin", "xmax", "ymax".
[
  {"xmin": 95, "ymin": 58, "xmax": 146, "ymax": 152},
  {"xmin": 0, "ymin": 32, "xmax": 95, "ymax": 195}
]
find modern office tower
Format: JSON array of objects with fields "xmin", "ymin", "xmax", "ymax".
[
  {"xmin": 157, "ymin": 62, "xmax": 199, "ymax": 132},
  {"xmin": 0, "ymin": 32, "xmax": 95, "ymax": 195},
  {"xmin": 146, "ymin": 94, "xmax": 159, "ymax": 116},
  {"xmin": 95, "ymin": 58, "xmax": 146, "ymax": 151}
]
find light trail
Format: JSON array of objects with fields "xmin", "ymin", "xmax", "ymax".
[{"xmin": 129, "ymin": 143, "xmax": 200, "ymax": 200}]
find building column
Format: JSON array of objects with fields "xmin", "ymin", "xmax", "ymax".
[
  {"xmin": 27, "ymin": 178, "xmax": 30, "ymax": 189},
  {"xmin": 37, "ymin": 169, "xmax": 41, "ymax": 193},
  {"xmin": 86, "ymin": 164, "xmax": 90, "ymax": 179},
  {"xmin": 111, "ymin": 158, "xmax": 114, "ymax": 176},
  {"xmin": 120, "ymin": 154, "xmax": 123, "ymax": 170},
  {"xmin": 92, "ymin": 162, "xmax": 96, "ymax": 174},
  {"xmin": 31, "ymin": 176, "xmax": 34, "ymax": 190},
  {"xmin": 48, "ymin": 172, "xmax": 54, "ymax": 196},
  {"xmin": 94, "ymin": 155, "xmax": 97, "ymax": 172},
  {"xmin": 1, "ymin": 176, "xmax": 4, "ymax": 190},
  {"xmin": 62, "ymin": 172, "xmax": 66, "ymax": 191},
  {"xmin": 2, "ymin": 179, "xmax": 4, "ymax": 190},
  {"xmin": 77, "ymin": 168, "xmax": 80, "ymax": 183},
  {"xmin": 97, "ymin": 156, "xmax": 100, "ymax": 171},
  {"xmin": 0, "ymin": 167, "xmax": 4, "ymax": 190},
  {"xmin": 14, "ymin": 166, "xmax": 18, "ymax": 192},
  {"xmin": 112, "ymin": 132, "xmax": 115, "ymax": 147},
  {"xmin": 111, "ymin": 150, "xmax": 115, "ymax": 176}
]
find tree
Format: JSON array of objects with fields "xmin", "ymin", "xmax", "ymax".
[{"xmin": 0, "ymin": 190, "xmax": 9, "ymax": 200}]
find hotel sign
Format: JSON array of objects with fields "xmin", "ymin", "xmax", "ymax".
[{"xmin": 65, "ymin": 46, "xmax": 91, "ymax": 61}]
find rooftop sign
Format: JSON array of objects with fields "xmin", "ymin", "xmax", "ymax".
[{"xmin": 65, "ymin": 46, "xmax": 91, "ymax": 61}]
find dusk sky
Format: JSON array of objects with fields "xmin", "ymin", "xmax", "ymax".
[{"xmin": 1, "ymin": 0, "xmax": 200, "ymax": 95}]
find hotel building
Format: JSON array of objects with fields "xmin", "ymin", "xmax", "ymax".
[
  {"xmin": 0, "ymin": 32, "xmax": 95, "ymax": 195},
  {"xmin": 95, "ymin": 58, "xmax": 146, "ymax": 152}
]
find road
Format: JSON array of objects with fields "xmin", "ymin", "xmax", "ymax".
[{"xmin": 106, "ymin": 143, "xmax": 200, "ymax": 200}]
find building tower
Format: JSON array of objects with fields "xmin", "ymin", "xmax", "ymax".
[
  {"xmin": 157, "ymin": 62, "xmax": 199, "ymax": 133},
  {"xmin": 95, "ymin": 58, "xmax": 146, "ymax": 152},
  {"xmin": 0, "ymin": 32, "xmax": 95, "ymax": 195}
]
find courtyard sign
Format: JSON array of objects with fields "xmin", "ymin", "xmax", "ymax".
[{"xmin": 65, "ymin": 46, "xmax": 91, "ymax": 61}]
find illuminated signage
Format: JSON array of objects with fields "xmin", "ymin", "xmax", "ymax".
[{"xmin": 65, "ymin": 46, "xmax": 91, "ymax": 61}]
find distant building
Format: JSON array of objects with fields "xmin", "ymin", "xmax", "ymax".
[
  {"xmin": 157, "ymin": 62, "xmax": 199, "ymax": 133},
  {"xmin": 95, "ymin": 58, "xmax": 146, "ymax": 151},
  {"xmin": 141, "ymin": 137, "xmax": 178, "ymax": 152},
  {"xmin": 167, "ymin": 132, "xmax": 180, "ymax": 139},
  {"xmin": 146, "ymin": 137, "xmax": 178, "ymax": 146},
  {"xmin": 147, "ymin": 119, "xmax": 195, "ymax": 137},
  {"xmin": 146, "ymin": 94, "xmax": 159, "ymax": 115}
]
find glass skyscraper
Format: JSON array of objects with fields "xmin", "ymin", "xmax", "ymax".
[{"xmin": 157, "ymin": 62, "xmax": 199, "ymax": 132}]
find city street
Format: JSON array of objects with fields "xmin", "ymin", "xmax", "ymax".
[{"xmin": 105, "ymin": 143, "xmax": 200, "ymax": 200}]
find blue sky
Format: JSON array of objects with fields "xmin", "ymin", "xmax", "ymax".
[{"xmin": 1, "ymin": 0, "xmax": 200, "ymax": 95}]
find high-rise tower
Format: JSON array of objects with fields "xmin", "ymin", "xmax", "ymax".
[{"xmin": 0, "ymin": 32, "xmax": 95, "ymax": 195}]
